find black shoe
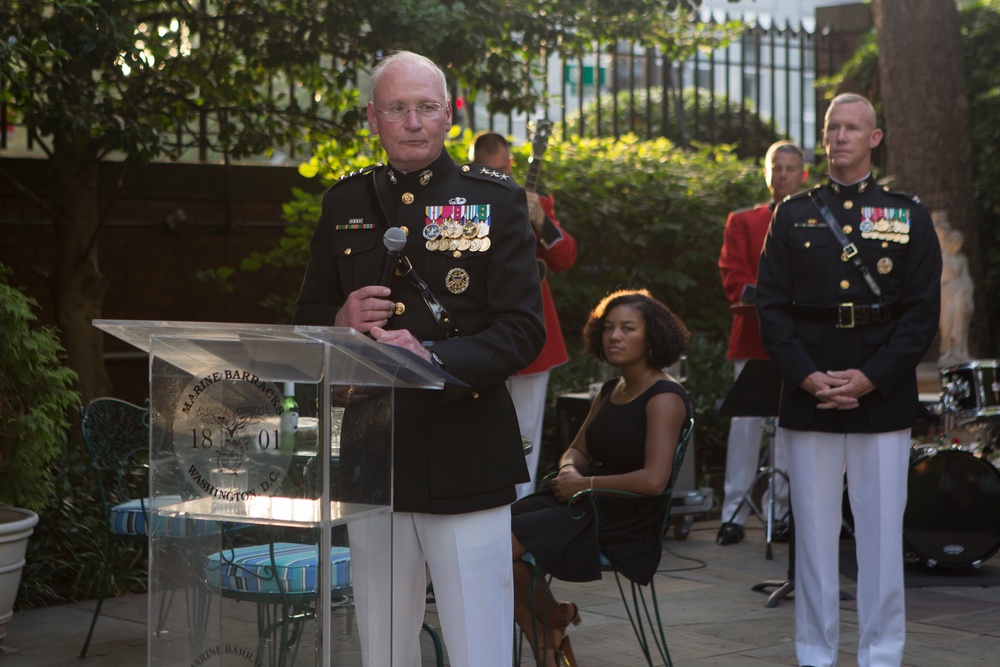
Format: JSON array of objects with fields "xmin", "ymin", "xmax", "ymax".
[
  {"xmin": 771, "ymin": 521, "xmax": 790, "ymax": 543},
  {"xmin": 716, "ymin": 522, "xmax": 744, "ymax": 545}
]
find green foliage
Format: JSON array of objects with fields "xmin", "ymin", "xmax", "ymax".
[
  {"xmin": 0, "ymin": 0, "xmax": 729, "ymax": 163},
  {"xmin": 531, "ymin": 135, "xmax": 763, "ymax": 338},
  {"xmin": 562, "ymin": 86, "xmax": 785, "ymax": 158},
  {"xmin": 17, "ymin": 447, "xmax": 144, "ymax": 609},
  {"xmin": 0, "ymin": 264, "xmax": 80, "ymax": 513}
]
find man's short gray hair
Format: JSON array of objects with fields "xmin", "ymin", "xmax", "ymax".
[{"xmin": 369, "ymin": 51, "xmax": 449, "ymax": 103}]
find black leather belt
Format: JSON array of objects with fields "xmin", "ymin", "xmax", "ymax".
[{"xmin": 792, "ymin": 302, "xmax": 901, "ymax": 329}]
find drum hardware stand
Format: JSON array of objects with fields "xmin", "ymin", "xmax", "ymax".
[
  {"xmin": 750, "ymin": 514, "xmax": 855, "ymax": 607},
  {"xmin": 751, "ymin": 512, "xmax": 796, "ymax": 607},
  {"xmin": 719, "ymin": 360, "xmax": 789, "ymax": 561},
  {"xmin": 723, "ymin": 417, "xmax": 790, "ymax": 560},
  {"xmin": 720, "ymin": 361, "xmax": 854, "ymax": 607}
]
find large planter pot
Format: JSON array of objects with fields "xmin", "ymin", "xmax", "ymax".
[{"xmin": 0, "ymin": 507, "xmax": 39, "ymax": 646}]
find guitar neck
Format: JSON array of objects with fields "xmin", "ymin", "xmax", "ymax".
[{"xmin": 524, "ymin": 156, "xmax": 541, "ymax": 193}]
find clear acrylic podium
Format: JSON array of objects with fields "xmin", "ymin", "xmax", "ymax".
[{"xmin": 95, "ymin": 320, "xmax": 450, "ymax": 667}]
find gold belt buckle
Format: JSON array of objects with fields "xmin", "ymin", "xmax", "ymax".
[{"xmin": 836, "ymin": 302, "xmax": 855, "ymax": 329}]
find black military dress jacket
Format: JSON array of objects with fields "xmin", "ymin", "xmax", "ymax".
[
  {"xmin": 756, "ymin": 176, "xmax": 942, "ymax": 434},
  {"xmin": 294, "ymin": 150, "xmax": 545, "ymax": 514}
]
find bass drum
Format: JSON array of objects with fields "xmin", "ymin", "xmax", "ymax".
[{"xmin": 904, "ymin": 448, "xmax": 1000, "ymax": 567}]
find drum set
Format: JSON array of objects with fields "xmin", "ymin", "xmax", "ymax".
[{"xmin": 905, "ymin": 360, "xmax": 1000, "ymax": 568}]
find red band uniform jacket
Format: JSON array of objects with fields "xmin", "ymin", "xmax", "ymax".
[
  {"xmin": 718, "ymin": 203, "xmax": 772, "ymax": 361},
  {"xmin": 755, "ymin": 177, "xmax": 942, "ymax": 434},
  {"xmin": 517, "ymin": 192, "xmax": 576, "ymax": 376},
  {"xmin": 294, "ymin": 151, "xmax": 545, "ymax": 514}
]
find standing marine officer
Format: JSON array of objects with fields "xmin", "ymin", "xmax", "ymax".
[{"xmin": 756, "ymin": 93, "xmax": 941, "ymax": 667}]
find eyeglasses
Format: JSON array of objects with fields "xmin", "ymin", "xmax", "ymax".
[{"xmin": 377, "ymin": 103, "xmax": 446, "ymax": 123}]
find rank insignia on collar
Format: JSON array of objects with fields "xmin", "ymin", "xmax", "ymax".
[{"xmin": 419, "ymin": 170, "xmax": 432, "ymax": 186}]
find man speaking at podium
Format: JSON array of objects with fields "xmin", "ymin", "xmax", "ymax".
[{"xmin": 294, "ymin": 51, "xmax": 544, "ymax": 667}]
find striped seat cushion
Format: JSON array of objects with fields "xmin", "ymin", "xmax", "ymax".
[
  {"xmin": 110, "ymin": 496, "xmax": 216, "ymax": 538},
  {"xmin": 205, "ymin": 543, "xmax": 351, "ymax": 595}
]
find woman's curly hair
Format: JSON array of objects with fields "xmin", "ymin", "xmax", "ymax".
[{"xmin": 582, "ymin": 289, "xmax": 690, "ymax": 369}]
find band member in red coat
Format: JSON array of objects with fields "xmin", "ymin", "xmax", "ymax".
[
  {"xmin": 716, "ymin": 140, "xmax": 807, "ymax": 545},
  {"xmin": 474, "ymin": 131, "xmax": 577, "ymax": 498}
]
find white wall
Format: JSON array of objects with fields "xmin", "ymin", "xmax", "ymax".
[{"xmin": 700, "ymin": 0, "xmax": 858, "ymax": 27}]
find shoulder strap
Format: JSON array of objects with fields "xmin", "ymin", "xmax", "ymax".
[
  {"xmin": 365, "ymin": 170, "xmax": 460, "ymax": 338},
  {"xmin": 808, "ymin": 191, "xmax": 885, "ymax": 304}
]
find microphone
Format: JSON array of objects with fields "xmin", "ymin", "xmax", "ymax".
[{"xmin": 379, "ymin": 227, "xmax": 408, "ymax": 288}]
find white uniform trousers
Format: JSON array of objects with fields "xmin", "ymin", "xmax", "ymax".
[
  {"xmin": 720, "ymin": 360, "xmax": 789, "ymax": 525},
  {"xmin": 348, "ymin": 506, "xmax": 514, "ymax": 667},
  {"xmin": 507, "ymin": 371, "xmax": 550, "ymax": 500},
  {"xmin": 785, "ymin": 428, "xmax": 909, "ymax": 667}
]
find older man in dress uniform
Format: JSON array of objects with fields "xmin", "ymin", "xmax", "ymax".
[
  {"xmin": 756, "ymin": 93, "xmax": 941, "ymax": 667},
  {"xmin": 295, "ymin": 51, "xmax": 544, "ymax": 667}
]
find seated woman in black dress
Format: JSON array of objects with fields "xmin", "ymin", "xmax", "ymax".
[{"xmin": 511, "ymin": 289, "xmax": 692, "ymax": 667}]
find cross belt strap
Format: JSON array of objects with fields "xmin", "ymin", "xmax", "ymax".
[
  {"xmin": 365, "ymin": 170, "xmax": 459, "ymax": 338},
  {"xmin": 808, "ymin": 191, "xmax": 886, "ymax": 304}
]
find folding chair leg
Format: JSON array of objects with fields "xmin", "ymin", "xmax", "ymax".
[
  {"xmin": 79, "ymin": 538, "xmax": 116, "ymax": 658},
  {"xmin": 421, "ymin": 622, "xmax": 445, "ymax": 667},
  {"xmin": 614, "ymin": 573, "xmax": 673, "ymax": 667}
]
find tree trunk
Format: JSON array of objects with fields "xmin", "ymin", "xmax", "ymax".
[
  {"xmin": 872, "ymin": 0, "xmax": 988, "ymax": 357},
  {"xmin": 47, "ymin": 133, "xmax": 113, "ymax": 405}
]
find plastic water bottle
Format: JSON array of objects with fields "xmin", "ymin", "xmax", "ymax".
[{"xmin": 282, "ymin": 382, "xmax": 299, "ymax": 449}]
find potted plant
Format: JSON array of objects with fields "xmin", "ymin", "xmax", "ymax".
[{"xmin": 0, "ymin": 263, "xmax": 79, "ymax": 644}]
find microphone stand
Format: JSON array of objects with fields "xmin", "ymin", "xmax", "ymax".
[
  {"xmin": 719, "ymin": 360, "xmax": 796, "ymax": 607},
  {"xmin": 719, "ymin": 361, "xmax": 788, "ymax": 559}
]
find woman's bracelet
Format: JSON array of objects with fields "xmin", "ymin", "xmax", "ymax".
[
  {"xmin": 559, "ymin": 463, "xmax": 577, "ymax": 471},
  {"xmin": 589, "ymin": 476, "xmax": 595, "ymax": 490}
]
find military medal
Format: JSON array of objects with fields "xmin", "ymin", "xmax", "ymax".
[
  {"xmin": 877, "ymin": 257, "xmax": 893, "ymax": 275},
  {"xmin": 478, "ymin": 236, "xmax": 492, "ymax": 252},
  {"xmin": 423, "ymin": 223, "xmax": 441, "ymax": 240},
  {"xmin": 446, "ymin": 268, "xmax": 470, "ymax": 294}
]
